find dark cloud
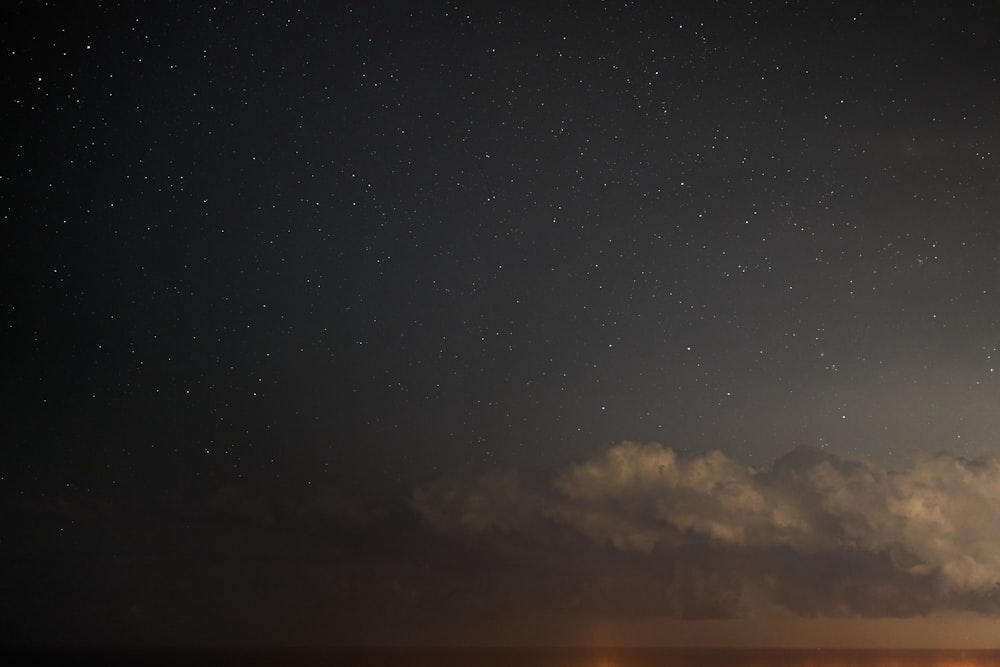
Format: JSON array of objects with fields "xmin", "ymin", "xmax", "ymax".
[
  {"xmin": 412, "ymin": 442, "xmax": 1000, "ymax": 618},
  {"xmin": 203, "ymin": 482, "xmax": 370, "ymax": 528},
  {"xmin": 9, "ymin": 449, "xmax": 1000, "ymax": 647}
]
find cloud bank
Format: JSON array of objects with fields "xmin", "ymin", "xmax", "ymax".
[{"xmin": 413, "ymin": 442, "xmax": 1000, "ymax": 618}]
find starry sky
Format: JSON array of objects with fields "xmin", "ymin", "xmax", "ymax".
[{"xmin": 5, "ymin": 0, "xmax": 1000, "ymax": 649}]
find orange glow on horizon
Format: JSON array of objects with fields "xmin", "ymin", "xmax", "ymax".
[{"xmin": 568, "ymin": 613, "xmax": 1000, "ymax": 650}]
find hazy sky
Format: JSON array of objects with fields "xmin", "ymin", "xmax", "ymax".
[{"xmin": 5, "ymin": 0, "xmax": 1000, "ymax": 648}]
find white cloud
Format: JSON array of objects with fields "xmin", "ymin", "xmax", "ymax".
[{"xmin": 413, "ymin": 442, "xmax": 1000, "ymax": 616}]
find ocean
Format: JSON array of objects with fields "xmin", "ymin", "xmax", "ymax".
[{"xmin": 6, "ymin": 648, "xmax": 1000, "ymax": 667}]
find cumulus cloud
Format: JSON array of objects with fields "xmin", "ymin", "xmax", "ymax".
[{"xmin": 412, "ymin": 442, "xmax": 1000, "ymax": 618}]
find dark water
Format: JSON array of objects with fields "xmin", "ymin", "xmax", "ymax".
[{"xmin": 6, "ymin": 648, "xmax": 1000, "ymax": 667}]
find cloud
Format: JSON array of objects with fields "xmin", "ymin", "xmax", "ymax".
[{"xmin": 412, "ymin": 442, "xmax": 1000, "ymax": 618}]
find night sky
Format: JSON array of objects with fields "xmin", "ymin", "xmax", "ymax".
[{"xmin": 5, "ymin": 0, "xmax": 1000, "ymax": 649}]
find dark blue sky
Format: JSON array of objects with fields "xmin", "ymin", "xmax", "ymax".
[{"xmin": 5, "ymin": 0, "xmax": 1000, "ymax": 648}]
